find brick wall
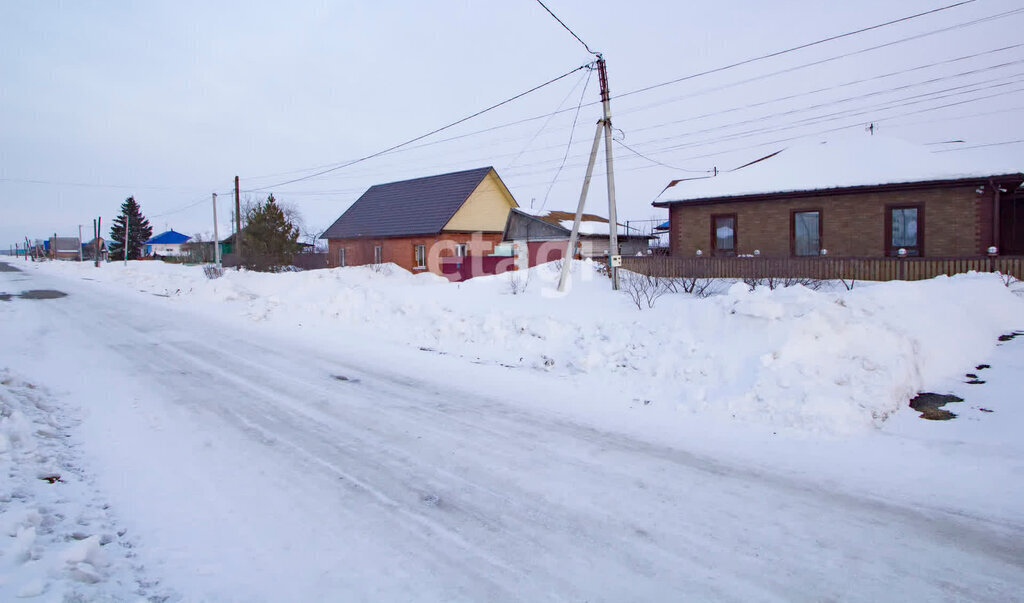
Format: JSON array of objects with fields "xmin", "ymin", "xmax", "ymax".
[
  {"xmin": 326, "ymin": 233, "xmax": 503, "ymax": 274},
  {"xmin": 669, "ymin": 185, "xmax": 983, "ymax": 258}
]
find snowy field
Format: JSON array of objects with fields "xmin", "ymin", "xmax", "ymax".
[{"xmin": 1, "ymin": 258, "xmax": 1023, "ymax": 601}]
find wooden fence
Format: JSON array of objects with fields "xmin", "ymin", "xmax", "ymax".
[{"xmin": 620, "ymin": 255, "xmax": 1024, "ymax": 282}]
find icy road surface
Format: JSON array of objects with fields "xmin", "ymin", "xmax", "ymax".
[{"xmin": 2, "ymin": 263, "xmax": 1023, "ymax": 601}]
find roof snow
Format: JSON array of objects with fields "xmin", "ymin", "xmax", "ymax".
[{"xmin": 660, "ymin": 134, "xmax": 1022, "ymax": 203}]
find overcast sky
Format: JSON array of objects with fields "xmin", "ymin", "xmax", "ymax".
[{"xmin": 2, "ymin": 0, "xmax": 1022, "ymax": 248}]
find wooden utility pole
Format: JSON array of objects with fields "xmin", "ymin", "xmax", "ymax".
[
  {"xmin": 94, "ymin": 218, "xmax": 101, "ymax": 267},
  {"xmin": 212, "ymin": 192, "xmax": 222, "ymax": 267},
  {"xmin": 234, "ymin": 175, "xmax": 242, "ymax": 265}
]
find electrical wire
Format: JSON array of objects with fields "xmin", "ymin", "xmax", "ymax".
[
  {"xmin": 540, "ymin": 65, "xmax": 595, "ymax": 212},
  {"xmin": 620, "ymin": 44, "xmax": 1024, "ymax": 132},
  {"xmin": 934, "ymin": 139, "xmax": 1024, "ymax": 152},
  {"xmin": 614, "ymin": 1, "xmax": 993, "ymax": 102},
  {"xmin": 505, "ymin": 67, "xmax": 592, "ymax": 170},
  {"xmin": 534, "ymin": 0, "xmax": 600, "ymax": 56},
  {"xmin": 242, "ymin": 63, "xmax": 593, "ymax": 192},
  {"xmin": 613, "ymin": 139, "xmax": 713, "ymax": 173}
]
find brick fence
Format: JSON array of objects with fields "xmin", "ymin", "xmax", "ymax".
[{"xmin": 620, "ymin": 255, "xmax": 1024, "ymax": 281}]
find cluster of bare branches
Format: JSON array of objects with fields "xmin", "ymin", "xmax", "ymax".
[
  {"xmin": 742, "ymin": 276, "xmax": 824, "ymax": 291},
  {"xmin": 620, "ymin": 271, "xmax": 715, "ymax": 310}
]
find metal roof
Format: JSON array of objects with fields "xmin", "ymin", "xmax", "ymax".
[
  {"xmin": 321, "ymin": 167, "xmax": 496, "ymax": 239},
  {"xmin": 146, "ymin": 229, "xmax": 191, "ymax": 245}
]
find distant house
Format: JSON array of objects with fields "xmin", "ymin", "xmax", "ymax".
[
  {"xmin": 82, "ymin": 237, "xmax": 108, "ymax": 262},
  {"xmin": 145, "ymin": 230, "xmax": 191, "ymax": 257},
  {"xmin": 320, "ymin": 167, "xmax": 518, "ymax": 274},
  {"xmin": 654, "ymin": 136, "xmax": 1024, "ymax": 258},
  {"xmin": 46, "ymin": 237, "xmax": 81, "ymax": 260},
  {"xmin": 501, "ymin": 208, "xmax": 653, "ymax": 265}
]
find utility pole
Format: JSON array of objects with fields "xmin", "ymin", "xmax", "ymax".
[
  {"xmin": 234, "ymin": 175, "xmax": 242, "ymax": 265},
  {"xmin": 558, "ymin": 121, "xmax": 604, "ymax": 292},
  {"xmin": 597, "ymin": 55, "xmax": 621, "ymax": 290},
  {"xmin": 94, "ymin": 218, "xmax": 101, "ymax": 267},
  {"xmin": 78, "ymin": 224, "xmax": 83, "ymax": 262},
  {"xmin": 559, "ymin": 55, "xmax": 622, "ymax": 292},
  {"xmin": 212, "ymin": 192, "xmax": 222, "ymax": 267}
]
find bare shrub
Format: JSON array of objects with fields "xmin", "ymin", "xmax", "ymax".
[
  {"xmin": 621, "ymin": 270, "xmax": 667, "ymax": 309},
  {"xmin": 663, "ymin": 276, "xmax": 714, "ymax": 297},
  {"xmin": 507, "ymin": 269, "xmax": 529, "ymax": 295},
  {"xmin": 839, "ymin": 278, "xmax": 856, "ymax": 291},
  {"xmin": 203, "ymin": 265, "xmax": 224, "ymax": 279},
  {"xmin": 744, "ymin": 276, "xmax": 823, "ymax": 291}
]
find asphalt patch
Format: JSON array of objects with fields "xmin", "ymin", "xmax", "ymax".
[
  {"xmin": 909, "ymin": 393, "xmax": 963, "ymax": 420},
  {"xmin": 0, "ymin": 290, "xmax": 69, "ymax": 301},
  {"xmin": 0, "ymin": 262, "xmax": 22, "ymax": 272},
  {"xmin": 19, "ymin": 289, "xmax": 68, "ymax": 300}
]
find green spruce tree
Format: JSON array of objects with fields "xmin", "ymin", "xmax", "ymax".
[
  {"xmin": 241, "ymin": 194, "xmax": 300, "ymax": 271},
  {"xmin": 108, "ymin": 196, "xmax": 153, "ymax": 261}
]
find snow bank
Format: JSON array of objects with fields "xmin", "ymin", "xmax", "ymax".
[{"xmin": 29, "ymin": 260, "xmax": 1024, "ymax": 434}]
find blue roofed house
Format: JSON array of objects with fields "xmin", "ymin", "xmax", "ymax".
[{"xmin": 145, "ymin": 229, "xmax": 192, "ymax": 257}]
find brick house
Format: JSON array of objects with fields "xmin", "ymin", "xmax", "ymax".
[
  {"xmin": 320, "ymin": 167, "xmax": 518, "ymax": 274},
  {"xmin": 653, "ymin": 137, "xmax": 1023, "ymax": 258}
]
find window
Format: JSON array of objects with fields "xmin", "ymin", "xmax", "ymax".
[
  {"xmin": 373, "ymin": 246, "xmax": 382, "ymax": 264},
  {"xmin": 887, "ymin": 205, "xmax": 923, "ymax": 256},
  {"xmin": 792, "ymin": 210, "xmax": 821, "ymax": 256},
  {"xmin": 711, "ymin": 214, "xmax": 737, "ymax": 255},
  {"xmin": 338, "ymin": 248, "xmax": 346, "ymax": 267},
  {"xmin": 454, "ymin": 243, "xmax": 467, "ymax": 257},
  {"xmin": 414, "ymin": 244, "xmax": 426, "ymax": 268}
]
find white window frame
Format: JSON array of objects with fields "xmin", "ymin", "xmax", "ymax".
[
  {"xmin": 373, "ymin": 245, "xmax": 382, "ymax": 264},
  {"xmin": 454, "ymin": 243, "xmax": 467, "ymax": 257},
  {"xmin": 338, "ymin": 248, "xmax": 346, "ymax": 267},
  {"xmin": 414, "ymin": 244, "xmax": 426, "ymax": 269}
]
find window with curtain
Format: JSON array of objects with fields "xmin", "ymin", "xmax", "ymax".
[
  {"xmin": 712, "ymin": 214, "xmax": 736, "ymax": 255},
  {"xmin": 889, "ymin": 206, "xmax": 921, "ymax": 256},
  {"xmin": 793, "ymin": 211, "xmax": 821, "ymax": 256}
]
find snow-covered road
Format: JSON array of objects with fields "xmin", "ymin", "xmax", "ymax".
[{"xmin": 3, "ymin": 262, "xmax": 1023, "ymax": 601}]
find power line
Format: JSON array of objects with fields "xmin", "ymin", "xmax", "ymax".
[
  {"xmin": 534, "ymin": 0, "xmax": 599, "ymax": 56},
  {"xmin": 243, "ymin": 63, "xmax": 593, "ymax": 191},
  {"xmin": 540, "ymin": 65, "xmax": 594, "ymax": 211},
  {"xmin": 934, "ymin": 139, "xmax": 1024, "ymax": 152},
  {"xmin": 620, "ymin": 43, "xmax": 1024, "ymax": 130},
  {"xmin": 614, "ymin": 0, "xmax": 983, "ymax": 101},
  {"xmin": 635, "ymin": 67, "xmax": 1024, "ymax": 154},
  {"xmin": 505, "ymin": 68, "xmax": 591, "ymax": 170},
  {"xmin": 247, "ymin": 11, "xmax": 1024, "ymax": 190},
  {"xmin": 613, "ymin": 139, "xmax": 713, "ymax": 173},
  {"xmin": 0, "ymin": 177, "xmax": 211, "ymax": 194}
]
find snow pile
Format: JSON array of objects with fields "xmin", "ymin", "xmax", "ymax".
[
  {"xmin": 666, "ymin": 134, "xmax": 1022, "ymax": 201},
  {"xmin": 0, "ymin": 370, "xmax": 158, "ymax": 600},
  {"xmin": 30, "ymin": 260, "xmax": 1024, "ymax": 434}
]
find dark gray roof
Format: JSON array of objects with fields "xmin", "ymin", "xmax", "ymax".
[{"xmin": 321, "ymin": 167, "xmax": 496, "ymax": 239}]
